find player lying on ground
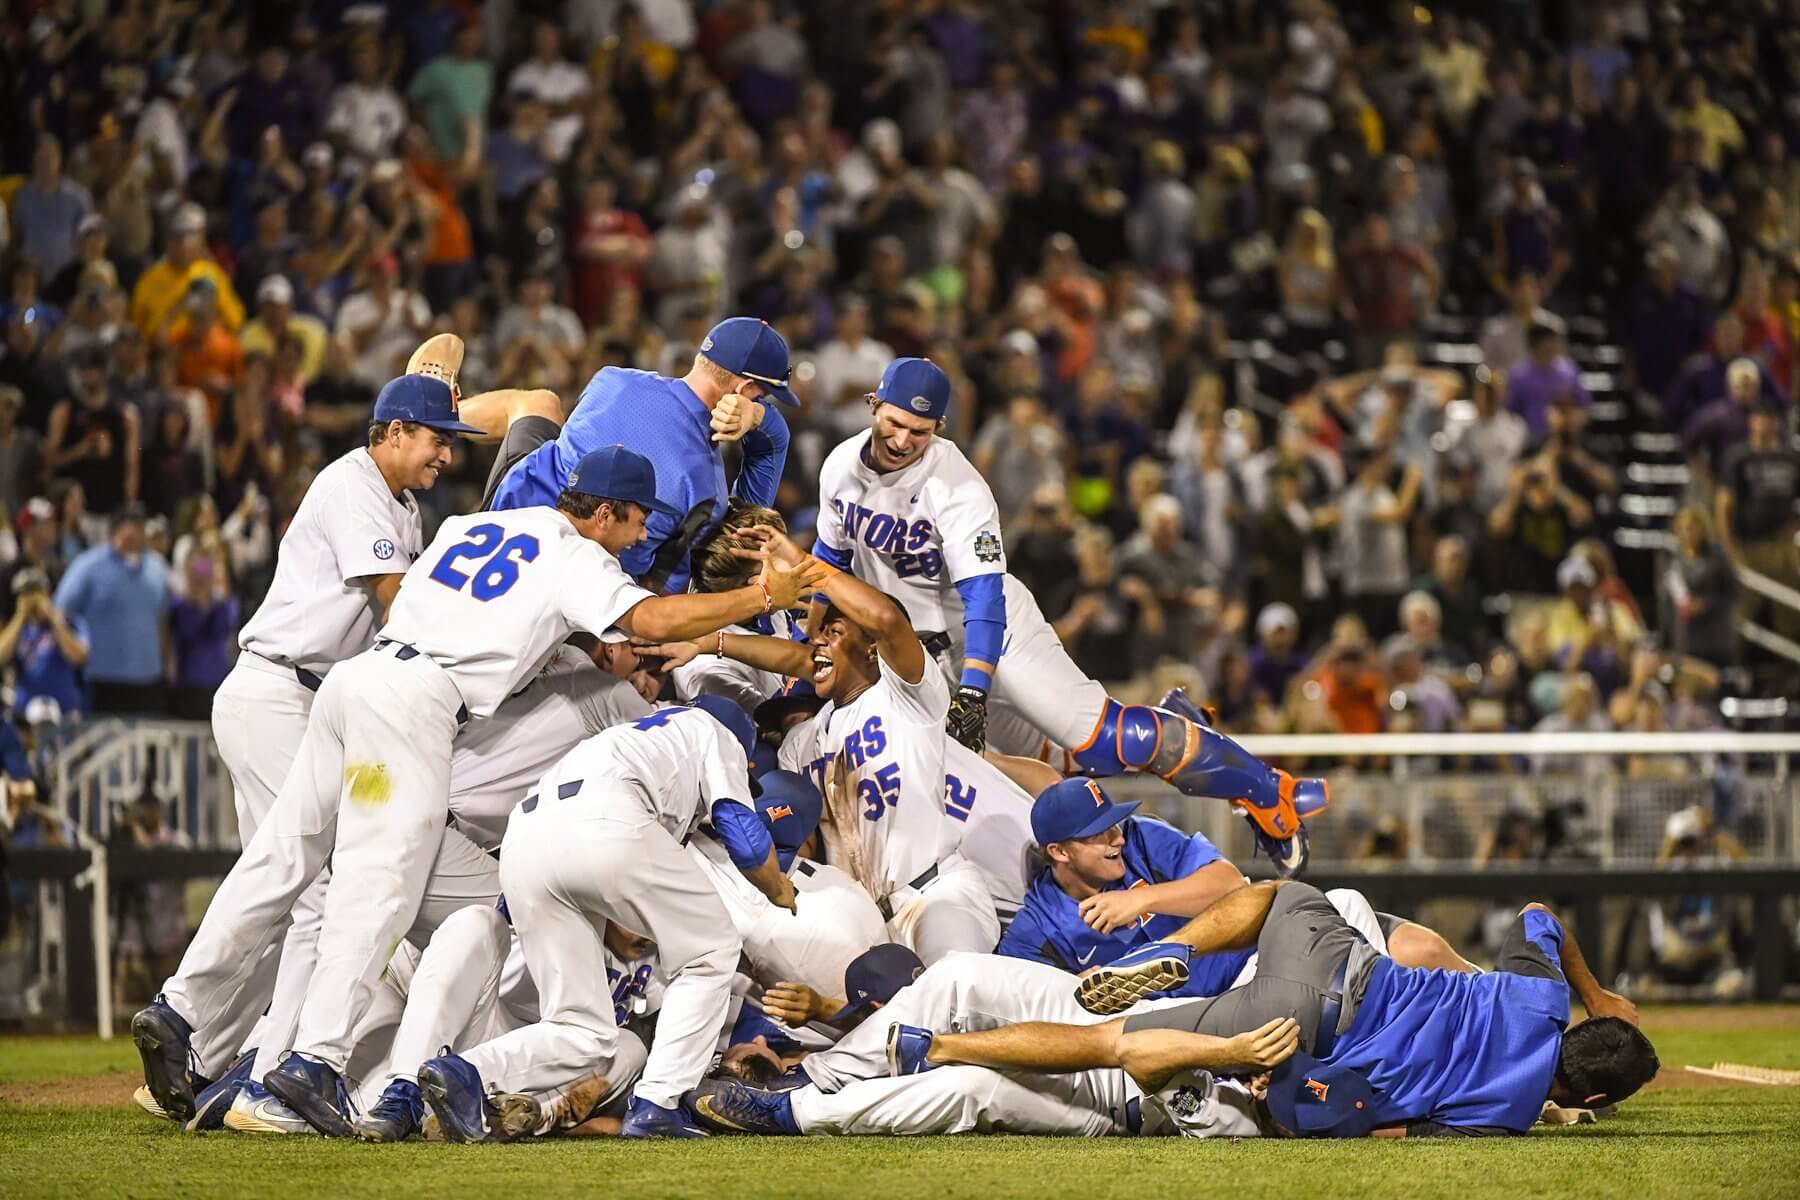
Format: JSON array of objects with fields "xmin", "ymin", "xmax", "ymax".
[
  {"xmin": 922, "ymin": 883, "xmax": 1659, "ymax": 1137},
  {"xmin": 812, "ymin": 356, "xmax": 1325, "ymax": 872},
  {"xmin": 640, "ymin": 527, "xmax": 1002, "ymax": 964}
]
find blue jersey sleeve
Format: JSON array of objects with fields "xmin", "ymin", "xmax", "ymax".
[
  {"xmin": 953, "ymin": 574, "xmax": 1005, "ymax": 691},
  {"xmin": 1128, "ymin": 817, "xmax": 1225, "ymax": 883},
  {"xmin": 711, "ymin": 798, "xmax": 775, "ymax": 871},
  {"xmin": 995, "ymin": 892, "xmax": 1068, "ymax": 969},
  {"xmin": 812, "ymin": 538, "xmax": 852, "ymax": 570},
  {"xmin": 733, "ymin": 403, "xmax": 790, "ymax": 508}
]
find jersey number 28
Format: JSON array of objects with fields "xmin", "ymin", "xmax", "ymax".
[{"xmin": 429, "ymin": 522, "xmax": 540, "ymax": 601}]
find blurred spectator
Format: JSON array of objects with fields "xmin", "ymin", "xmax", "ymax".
[
  {"xmin": 0, "ymin": 387, "xmax": 42, "ymax": 513},
  {"xmin": 1389, "ymin": 589, "xmax": 1474, "ymax": 678},
  {"xmin": 1683, "ymin": 357, "xmax": 1767, "ymax": 478},
  {"xmin": 1167, "ymin": 425, "xmax": 1244, "ymax": 595},
  {"xmin": 326, "ymin": 36, "xmax": 409, "ymax": 163},
  {"xmin": 1644, "ymin": 806, "xmax": 1748, "ymax": 995},
  {"xmin": 1665, "ymin": 73, "xmax": 1743, "ymax": 175},
  {"xmin": 813, "ymin": 297, "xmax": 894, "ymax": 437},
  {"xmin": 0, "ymin": 310, "xmax": 68, "ymax": 431},
  {"xmin": 1629, "ymin": 241, "xmax": 1712, "ymax": 406},
  {"xmin": 335, "ymin": 256, "xmax": 432, "ymax": 390},
  {"xmin": 1531, "ymin": 672, "xmax": 1612, "ymax": 774},
  {"xmin": 1309, "ymin": 634, "xmax": 1386, "ymax": 736},
  {"xmin": 231, "ymin": 198, "xmax": 295, "ymax": 306},
  {"xmin": 972, "ymin": 388, "xmax": 1065, "ymax": 526},
  {"xmin": 1545, "ymin": 553, "xmax": 1645, "ymax": 694},
  {"xmin": 1504, "ymin": 322, "xmax": 1590, "ymax": 438},
  {"xmin": 1417, "ymin": 533, "xmax": 1491, "ymax": 656},
  {"xmin": 508, "ymin": 22, "xmax": 591, "ymax": 163},
  {"xmin": 110, "ymin": 791, "xmax": 192, "ymax": 1000},
  {"xmin": 163, "ymin": 285, "xmax": 245, "ymax": 412},
  {"xmin": 1339, "ymin": 212, "xmax": 1437, "ymax": 366},
  {"xmin": 1119, "ymin": 494, "xmax": 1213, "ymax": 661},
  {"xmin": 1247, "ymin": 603, "xmax": 1303, "ymax": 706},
  {"xmin": 408, "ymin": 22, "xmax": 493, "ymax": 161},
  {"xmin": 0, "ymin": 567, "xmax": 88, "ymax": 726},
  {"xmin": 1055, "ymin": 526, "xmax": 1161, "ymax": 683},
  {"xmin": 1, "ymin": 499, "xmax": 63, "ymax": 621},
  {"xmin": 1384, "ymin": 636, "xmax": 1461, "ymax": 733},
  {"xmin": 1488, "ymin": 456, "xmax": 1593, "ymax": 597},
  {"xmin": 53, "ymin": 505, "xmax": 172, "ymax": 716},
  {"xmin": 168, "ymin": 549, "xmax": 239, "ymax": 721},
  {"xmin": 1478, "ymin": 273, "xmax": 1555, "ymax": 377},
  {"xmin": 1715, "ymin": 397, "xmax": 1800, "ymax": 639},
  {"xmin": 1731, "ymin": 260, "xmax": 1793, "ymax": 393},
  {"xmin": 10, "ymin": 136, "xmax": 92, "ymax": 280},
  {"xmin": 1640, "ymin": 172, "xmax": 1731, "ymax": 305},
  {"xmin": 45, "ymin": 215, "xmax": 119, "ymax": 310},
  {"xmin": 1276, "ymin": 208, "xmax": 1340, "ymax": 354},
  {"xmin": 571, "ymin": 177, "xmax": 653, "ymax": 329},
  {"xmin": 240, "ymin": 275, "xmax": 327, "ymax": 385},
  {"xmin": 1663, "ymin": 312, "xmax": 1788, "ymax": 435},
  {"xmin": 495, "ymin": 270, "xmax": 584, "ymax": 376},
  {"xmin": 1333, "ymin": 446, "xmax": 1417, "ymax": 638},
  {"xmin": 957, "ymin": 59, "xmax": 1031, "ymax": 194},
  {"xmin": 129, "ymin": 204, "xmax": 245, "ymax": 336},
  {"xmin": 650, "ymin": 187, "xmax": 730, "ymax": 329},
  {"xmin": 1005, "ymin": 485, "xmax": 1079, "ymax": 620},
  {"xmin": 1665, "ymin": 505, "xmax": 1738, "ymax": 668},
  {"xmin": 143, "ymin": 404, "xmax": 208, "ymax": 521},
  {"xmin": 44, "ymin": 344, "xmax": 140, "ymax": 522}
]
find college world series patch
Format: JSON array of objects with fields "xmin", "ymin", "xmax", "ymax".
[
  {"xmin": 973, "ymin": 531, "xmax": 1001, "ymax": 563},
  {"xmin": 373, "ymin": 539, "xmax": 396, "ymax": 560}
]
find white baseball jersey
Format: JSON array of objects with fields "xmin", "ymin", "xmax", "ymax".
[
  {"xmin": 238, "ymin": 448, "xmax": 422, "ymax": 672},
  {"xmin": 381, "ymin": 507, "xmax": 654, "ymax": 718},
  {"xmin": 669, "ymin": 609, "xmax": 799, "ymax": 711},
  {"xmin": 778, "ymin": 647, "xmax": 957, "ymax": 897},
  {"xmin": 940, "ymin": 740, "xmax": 1036, "ymax": 911},
  {"xmin": 815, "ymin": 432, "xmax": 1005, "ymax": 634},
  {"xmin": 550, "ymin": 705, "xmax": 753, "ymax": 842},
  {"xmin": 448, "ymin": 647, "xmax": 654, "ymax": 851}
]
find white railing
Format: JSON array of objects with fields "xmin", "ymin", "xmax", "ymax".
[{"xmin": 51, "ymin": 719, "xmax": 237, "ymax": 848}]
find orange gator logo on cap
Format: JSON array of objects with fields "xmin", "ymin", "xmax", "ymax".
[{"xmin": 1304, "ymin": 1079, "xmax": 1330, "ymax": 1102}]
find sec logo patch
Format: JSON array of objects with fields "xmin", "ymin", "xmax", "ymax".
[{"xmin": 373, "ymin": 539, "xmax": 396, "ymax": 561}]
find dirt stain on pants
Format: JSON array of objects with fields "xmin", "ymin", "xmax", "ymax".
[{"xmin": 344, "ymin": 763, "xmax": 393, "ymax": 808}]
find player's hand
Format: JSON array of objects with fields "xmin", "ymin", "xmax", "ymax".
[
  {"xmin": 757, "ymin": 548, "xmax": 827, "ymax": 611},
  {"xmin": 1586, "ymin": 989, "xmax": 1639, "ymax": 1027},
  {"xmin": 1077, "ymin": 889, "xmax": 1147, "ymax": 935},
  {"xmin": 710, "ymin": 393, "xmax": 763, "ymax": 443},
  {"xmin": 763, "ymin": 981, "xmax": 826, "ymax": 1026},
  {"xmin": 769, "ymin": 875, "xmax": 799, "ymax": 914},
  {"xmin": 1226, "ymin": 1017, "xmax": 1301, "ymax": 1071},
  {"xmin": 633, "ymin": 640, "xmax": 702, "ymax": 672},
  {"xmin": 731, "ymin": 523, "xmax": 806, "ymax": 567},
  {"xmin": 946, "ymin": 686, "xmax": 988, "ymax": 752}
]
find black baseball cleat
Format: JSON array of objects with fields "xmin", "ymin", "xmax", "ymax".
[{"xmin": 132, "ymin": 995, "xmax": 199, "ymax": 1122}]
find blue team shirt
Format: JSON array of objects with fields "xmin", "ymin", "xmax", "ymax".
[
  {"xmin": 488, "ymin": 366, "xmax": 790, "ymax": 593},
  {"xmin": 997, "ymin": 817, "xmax": 1252, "ymax": 994},
  {"xmin": 1327, "ymin": 909, "xmax": 1571, "ymax": 1132},
  {"xmin": 12, "ymin": 616, "xmax": 89, "ymax": 718}
]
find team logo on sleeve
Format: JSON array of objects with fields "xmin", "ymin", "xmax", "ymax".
[
  {"xmin": 973, "ymin": 531, "xmax": 1001, "ymax": 563},
  {"xmin": 373, "ymin": 539, "xmax": 396, "ymax": 561}
]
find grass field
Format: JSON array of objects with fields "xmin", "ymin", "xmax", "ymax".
[{"xmin": 4, "ymin": 1008, "xmax": 1800, "ymax": 1200}]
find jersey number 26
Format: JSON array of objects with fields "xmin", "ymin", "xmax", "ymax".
[{"xmin": 429, "ymin": 522, "xmax": 540, "ymax": 601}]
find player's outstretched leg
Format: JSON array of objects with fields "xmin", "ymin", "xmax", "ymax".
[{"xmin": 1069, "ymin": 695, "xmax": 1326, "ymax": 876}]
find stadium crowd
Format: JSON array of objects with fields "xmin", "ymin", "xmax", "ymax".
[{"xmin": 0, "ymin": 0, "xmax": 1793, "ymax": 766}]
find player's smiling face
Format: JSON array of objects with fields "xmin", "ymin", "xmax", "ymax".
[
  {"xmin": 1052, "ymin": 822, "xmax": 1128, "ymax": 889},
  {"xmin": 809, "ymin": 614, "xmax": 877, "ymax": 701},
  {"xmin": 391, "ymin": 424, "xmax": 456, "ymax": 490},
  {"xmin": 866, "ymin": 400, "xmax": 938, "ymax": 472}
]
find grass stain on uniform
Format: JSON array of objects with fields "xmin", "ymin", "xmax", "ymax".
[{"xmin": 344, "ymin": 763, "xmax": 393, "ymax": 808}]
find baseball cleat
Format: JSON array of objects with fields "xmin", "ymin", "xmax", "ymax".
[
  {"xmin": 689, "ymin": 1079, "xmax": 799, "ymax": 1135},
  {"xmin": 263, "ymin": 1053, "xmax": 358, "ymax": 1138},
  {"xmin": 406, "ymin": 332, "xmax": 465, "ymax": 400},
  {"xmin": 356, "ymin": 1079, "xmax": 426, "ymax": 1143},
  {"xmin": 885, "ymin": 1023, "xmax": 936, "ymax": 1077},
  {"xmin": 131, "ymin": 995, "xmax": 198, "ymax": 1122},
  {"xmin": 619, "ymin": 1095, "xmax": 712, "ymax": 1139},
  {"xmin": 224, "ymin": 1082, "xmax": 315, "ymax": 1135},
  {"xmin": 185, "ymin": 1048, "xmax": 257, "ymax": 1133},
  {"xmin": 133, "ymin": 1085, "xmax": 171, "ymax": 1121},
  {"xmin": 417, "ymin": 1051, "xmax": 538, "ymax": 1144},
  {"xmin": 1244, "ymin": 815, "xmax": 1310, "ymax": 878},
  {"xmin": 1075, "ymin": 941, "xmax": 1193, "ymax": 1015}
]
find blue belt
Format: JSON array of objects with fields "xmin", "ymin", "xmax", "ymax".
[
  {"xmin": 251, "ymin": 652, "xmax": 323, "ymax": 692},
  {"xmin": 877, "ymin": 863, "xmax": 941, "ymax": 922},
  {"xmin": 374, "ymin": 639, "xmax": 470, "ymax": 723}
]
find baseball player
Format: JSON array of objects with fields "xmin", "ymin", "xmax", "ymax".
[
  {"xmin": 640, "ymin": 532, "xmax": 1002, "ymax": 964},
  {"xmin": 486, "ymin": 316, "xmax": 795, "ymax": 593},
  {"xmin": 688, "ymin": 769, "xmax": 888, "ymax": 998},
  {"xmin": 812, "ymin": 357, "xmax": 1326, "ymax": 873},
  {"xmin": 196, "ymin": 373, "xmax": 475, "ymax": 1098},
  {"xmin": 1065, "ymin": 882, "xmax": 1656, "ymax": 1136},
  {"xmin": 412, "ymin": 699, "xmax": 796, "ymax": 1142},
  {"xmin": 132, "ymin": 445, "xmax": 823, "ymax": 1135}
]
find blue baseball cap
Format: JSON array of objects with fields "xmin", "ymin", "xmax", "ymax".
[
  {"xmin": 755, "ymin": 769, "xmax": 822, "ymax": 871},
  {"xmin": 565, "ymin": 445, "xmax": 680, "ymax": 516},
  {"xmin": 700, "ymin": 316, "xmax": 797, "ymax": 407},
  {"xmin": 1264, "ymin": 1052, "xmax": 1378, "ymax": 1138},
  {"xmin": 690, "ymin": 694, "xmax": 758, "ymax": 760},
  {"xmin": 1031, "ymin": 777, "xmax": 1141, "ymax": 847},
  {"xmin": 874, "ymin": 357, "xmax": 950, "ymax": 420},
  {"xmin": 372, "ymin": 375, "xmax": 482, "ymax": 434},
  {"xmin": 829, "ymin": 943, "xmax": 925, "ymax": 1025}
]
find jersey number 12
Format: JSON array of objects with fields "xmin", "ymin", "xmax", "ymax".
[{"xmin": 429, "ymin": 522, "xmax": 540, "ymax": 601}]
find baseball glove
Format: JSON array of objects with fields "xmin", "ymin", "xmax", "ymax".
[{"xmin": 946, "ymin": 686, "xmax": 989, "ymax": 753}]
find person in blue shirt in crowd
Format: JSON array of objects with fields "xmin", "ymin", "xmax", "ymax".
[
  {"xmin": 482, "ymin": 316, "xmax": 795, "ymax": 593},
  {"xmin": 1017, "ymin": 881, "xmax": 1658, "ymax": 1137},
  {"xmin": 996, "ymin": 777, "xmax": 1251, "ymax": 995},
  {"xmin": 52, "ymin": 502, "xmax": 172, "ymax": 716},
  {"xmin": 0, "ymin": 566, "xmax": 88, "ymax": 724}
]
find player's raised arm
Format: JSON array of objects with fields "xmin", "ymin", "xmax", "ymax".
[{"xmin": 811, "ymin": 547, "xmax": 925, "ymax": 685}]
